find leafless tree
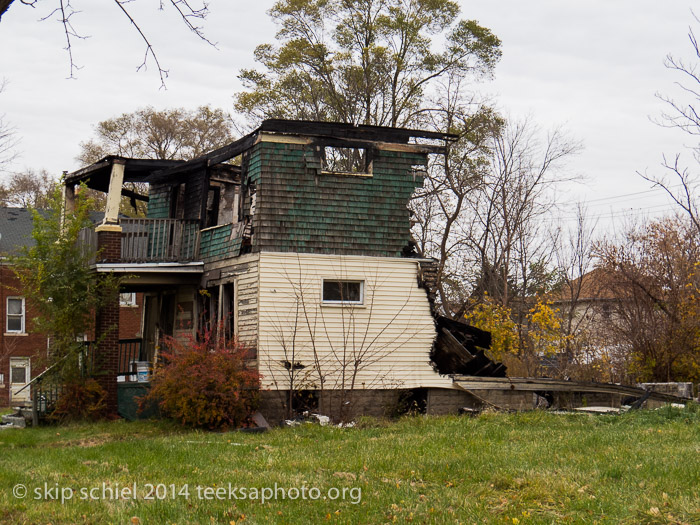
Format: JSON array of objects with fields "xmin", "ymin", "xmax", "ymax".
[
  {"xmin": 644, "ymin": 10, "xmax": 700, "ymax": 234},
  {"xmin": 409, "ymin": 73, "xmax": 501, "ymax": 317},
  {"xmin": 550, "ymin": 204, "xmax": 601, "ymax": 378},
  {"xmin": 0, "ymin": 80, "xmax": 18, "ymax": 171},
  {"xmin": 413, "ymin": 112, "xmax": 580, "ymax": 320},
  {"xmin": 0, "ymin": 1, "xmax": 214, "ymax": 87}
]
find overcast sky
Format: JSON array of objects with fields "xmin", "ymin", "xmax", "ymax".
[{"xmin": 0, "ymin": 1, "xmax": 696, "ymax": 233}]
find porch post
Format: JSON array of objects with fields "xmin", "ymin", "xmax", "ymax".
[
  {"xmin": 60, "ymin": 179, "xmax": 75, "ymax": 234},
  {"xmin": 95, "ymin": 291, "xmax": 120, "ymax": 415},
  {"xmin": 93, "ymin": 160, "xmax": 125, "ymax": 415},
  {"xmin": 97, "ymin": 159, "xmax": 125, "ymax": 231}
]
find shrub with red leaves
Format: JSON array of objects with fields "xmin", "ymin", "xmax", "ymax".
[
  {"xmin": 50, "ymin": 378, "xmax": 109, "ymax": 422},
  {"xmin": 143, "ymin": 327, "xmax": 260, "ymax": 430}
]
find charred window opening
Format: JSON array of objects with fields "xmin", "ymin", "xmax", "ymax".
[
  {"xmin": 322, "ymin": 146, "xmax": 371, "ymax": 175},
  {"xmin": 170, "ymin": 183, "xmax": 186, "ymax": 219},
  {"xmin": 205, "ymin": 186, "xmax": 220, "ymax": 228},
  {"xmin": 322, "ymin": 280, "xmax": 363, "ymax": 305}
]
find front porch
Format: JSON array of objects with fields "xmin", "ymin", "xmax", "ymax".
[{"xmin": 30, "ymin": 338, "xmax": 154, "ymax": 422}]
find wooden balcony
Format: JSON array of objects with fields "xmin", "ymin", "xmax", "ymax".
[
  {"xmin": 121, "ymin": 219, "xmax": 200, "ymax": 263},
  {"xmin": 81, "ymin": 218, "xmax": 201, "ymax": 264}
]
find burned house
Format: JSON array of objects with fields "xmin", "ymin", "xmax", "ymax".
[
  {"xmin": 59, "ymin": 120, "xmax": 501, "ymax": 420},
  {"xmin": 57, "ymin": 119, "xmax": 686, "ymax": 422}
]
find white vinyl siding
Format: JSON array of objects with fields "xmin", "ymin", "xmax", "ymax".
[{"xmin": 257, "ymin": 252, "xmax": 450, "ymax": 390}]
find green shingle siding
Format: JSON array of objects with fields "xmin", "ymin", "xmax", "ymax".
[
  {"xmin": 147, "ymin": 185, "xmax": 170, "ymax": 219},
  {"xmin": 250, "ymin": 141, "xmax": 426, "ymax": 257},
  {"xmin": 199, "ymin": 224, "xmax": 242, "ymax": 262}
]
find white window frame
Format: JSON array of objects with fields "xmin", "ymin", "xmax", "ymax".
[
  {"xmin": 119, "ymin": 292, "xmax": 137, "ymax": 307},
  {"xmin": 0, "ymin": 373, "xmax": 4, "ymax": 386},
  {"xmin": 6, "ymin": 297, "xmax": 25, "ymax": 334},
  {"xmin": 321, "ymin": 279, "xmax": 364, "ymax": 306}
]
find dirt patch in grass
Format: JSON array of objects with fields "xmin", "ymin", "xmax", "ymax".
[{"xmin": 49, "ymin": 434, "xmax": 120, "ymax": 448}]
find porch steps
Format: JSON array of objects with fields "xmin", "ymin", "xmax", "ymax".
[{"xmin": 1, "ymin": 409, "xmax": 32, "ymax": 429}]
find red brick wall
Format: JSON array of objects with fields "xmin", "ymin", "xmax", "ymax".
[
  {"xmin": 119, "ymin": 293, "xmax": 143, "ymax": 340},
  {"xmin": 0, "ymin": 265, "xmax": 48, "ymax": 407},
  {"xmin": 0, "ymin": 266, "xmax": 144, "ymax": 407}
]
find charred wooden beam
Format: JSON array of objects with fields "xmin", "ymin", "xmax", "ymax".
[
  {"xmin": 121, "ymin": 188, "xmax": 149, "ymax": 202},
  {"xmin": 259, "ymin": 119, "xmax": 458, "ymax": 144}
]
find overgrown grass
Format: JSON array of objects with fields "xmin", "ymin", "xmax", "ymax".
[{"xmin": 1, "ymin": 406, "xmax": 699, "ymax": 524}]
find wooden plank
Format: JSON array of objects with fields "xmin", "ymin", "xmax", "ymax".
[
  {"xmin": 451, "ymin": 376, "xmax": 689, "ymax": 403},
  {"xmin": 439, "ymin": 328, "xmax": 475, "ymax": 360}
]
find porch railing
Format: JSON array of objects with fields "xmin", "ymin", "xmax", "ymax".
[
  {"xmin": 120, "ymin": 218, "xmax": 200, "ymax": 262},
  {"xmin": 31, "ymin": 339, "xmax": 145, "ymax": 422},
  {"xmin": 117, "ymin": 338, "xmax": 144, "ymax": 380},
  {"xmin": 79, "ymin": 218, "xmax": 201, "ymax": 264}
]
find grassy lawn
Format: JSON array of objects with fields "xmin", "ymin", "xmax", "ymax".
[{"xmin": 0, "ymin": 407, "xmax": 698, "ymax": 524}]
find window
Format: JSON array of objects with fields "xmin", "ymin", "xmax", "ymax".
[
  {"xmin": 322, "ymin": 146, "xmax": 371, "ymax": 175},
  {"xmin": 10, "ymin": 365, "xmax": 26, "ymax": 384},
  {"xmin": 6, "ymin": 297, "xmax": 25, "ymax": 333},
  {"xmin": 322, "ymin": 280, "xmax": 364, "ymax": 305},
  {"xmin": 0, "ymin": 373, "xmax": 4, "ymax": 386},
  {"xmin": 119, "ymin": 293, "xmax": 137, "ymax": 307}
]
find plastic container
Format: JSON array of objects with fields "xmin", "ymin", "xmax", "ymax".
[{"xmin": 135, "ymin": 361, "xmax": 149, "ymax": 383}]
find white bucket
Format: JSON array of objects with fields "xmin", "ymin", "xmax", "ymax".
[{"xmin": 135, "ymin": 361, "xmax": 149, "ymax": 383}]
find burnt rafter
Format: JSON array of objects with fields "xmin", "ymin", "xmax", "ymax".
[
  {"xmin": 146, "ymin": 119, "xmax": 457, "ymax": 183},
  {"xmin": 430, "ymin": 315, "xmax": 507, "ymax": 378},
  {"xmin": 259, "ymin": 119, "xmax": 458, "ymax": 144},
  {"xmin": 65, "ymin": 157, "xmax": 184, "ymax": 189}
]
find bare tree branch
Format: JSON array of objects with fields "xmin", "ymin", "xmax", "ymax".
[
  {"xmin": 1, "ymin": 0, "xmax": 214, "ymax": 86},
  {"xmin": 646, "ymin": 9, "xmax": 700, "ymax": 235},
  {"xmin": 0, "ymin": 80, "xmax": 19, "ymax": 171}
]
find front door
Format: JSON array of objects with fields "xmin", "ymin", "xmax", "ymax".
[{"xmin": 9, "ymin": 357, "xmax": 30, "ymax": 405}]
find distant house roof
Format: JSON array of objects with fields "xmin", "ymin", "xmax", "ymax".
[
  {"xmin": 0, "ymin": 207, "xmax": 104, "ymax": 256},
  {"xmin": 552, "ymin": 268, "xmax": 620, "ymax": 304},
  {"xmin": 0, "ymin": 207, "xmax": 37, "ymax": 255}
]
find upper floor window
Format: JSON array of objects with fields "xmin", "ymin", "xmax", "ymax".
[
  {"xmin": 6, "ymin": 297, "xmax": 25, "ymax": 333},
  {"xmin": 322, "ymin": 280, "xmax": 364, "ymax": 305},
  {"xmin": 322, "ymin": 147, "xmax": 371, "ymax": 176},
  {"xmin": 119, "ymin": 293, "xmax": 137, "ymax": 307}
]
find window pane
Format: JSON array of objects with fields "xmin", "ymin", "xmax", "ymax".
[
  {"xmin": 119, "ymin": 293, "xmax": 135, "ymax": 306},
  {"xmin": 342, "ymin": 282, "xmax": 361, "ymax": 302},
  {"xmin": 7, "ymin": 316, "xmax": 22, "ymax": 332},
  {"xmin": 7, "ymin": 298, "xmax": 22, "ymax": 315},
  {"xmin": 11, "ymin": 367, "xmax": 26, "ymax": 384},
  {"xmin": 323, "ymin": 281, "xmax": 361, "ymax": 302},
  {"xmin": 323, "ymin": 281, "xmax": 342, "ymax": 301}
]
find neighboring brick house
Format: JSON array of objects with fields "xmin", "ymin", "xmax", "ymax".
[{"xmin": 0, "ymin": 207, "xmax": 143, "ymax": 407}]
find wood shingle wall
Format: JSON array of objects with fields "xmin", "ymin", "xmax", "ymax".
[{"xmin": 248, "ymin": 141, "xmax": 427, "ymax": 257}]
